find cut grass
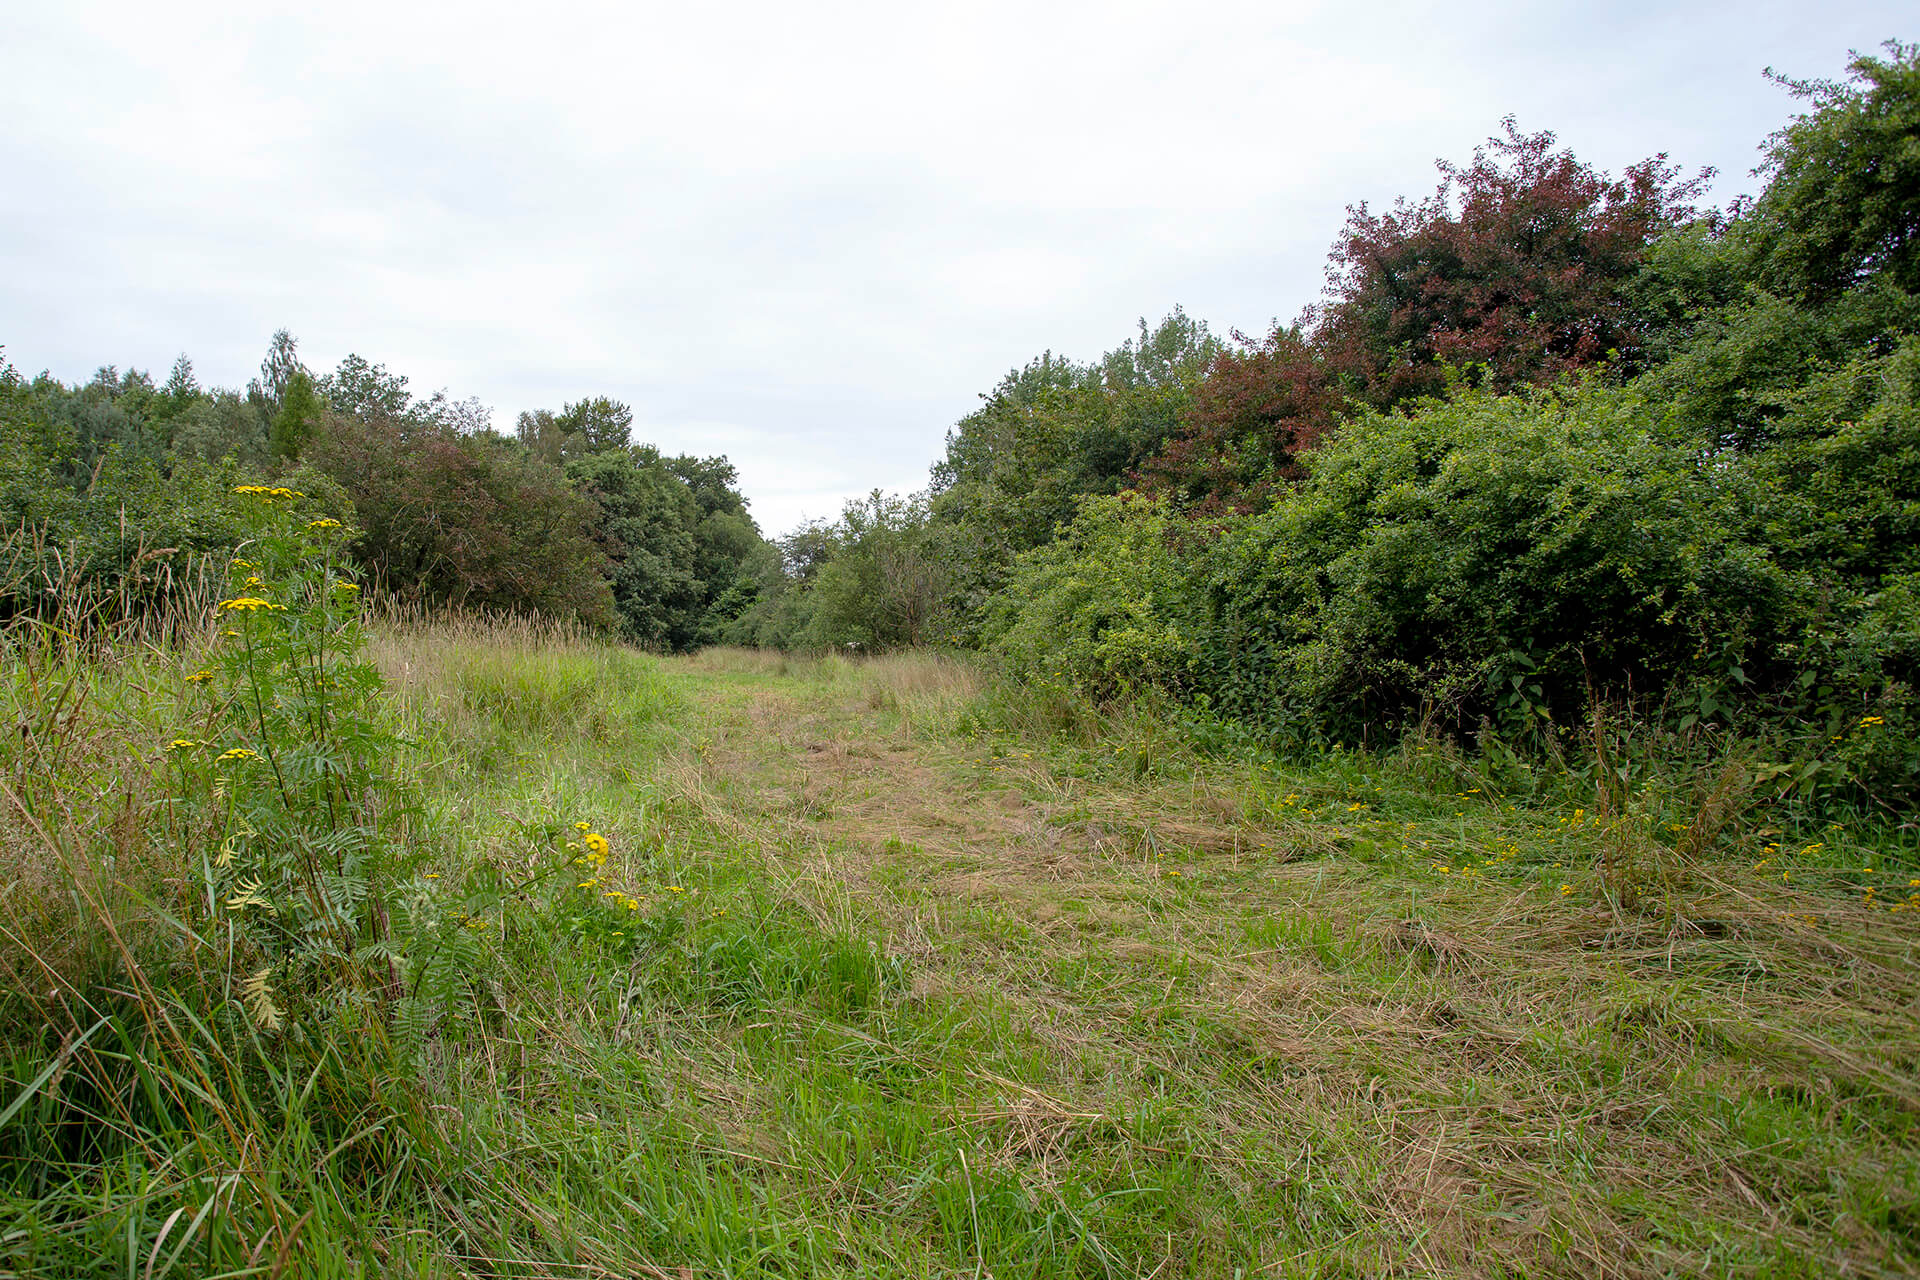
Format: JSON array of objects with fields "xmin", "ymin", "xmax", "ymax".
[{"xmin": 3, "ymin": 625, "xmax": 1917, "ymax": 1277}]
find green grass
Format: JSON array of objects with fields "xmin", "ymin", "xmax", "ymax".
[{"xmin": 3, "ymin": 623, "xmax": 1917, "ymax": 1277}]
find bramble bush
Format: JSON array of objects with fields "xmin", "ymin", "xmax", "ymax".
[{"xmin": 987, "ymin": 377, "xmax": 1918, "ymax": 808}]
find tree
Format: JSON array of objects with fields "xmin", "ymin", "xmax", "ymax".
[
  {"xmin": 320, "ymin": 354, "xmax": 414, "ymax": 422},
  {"xmin": 308, "ymin": 406, "xmax": 612, "ymax": 624},
  {"xmin": 250, "ymin": 329, "xmax": 307, "ymax": 411},
  {"xmin": 566, "ymin": 446, "xmax": 701, "ymax": 647},
  {"xmin": 1139, "ymin": 325, "xmax": 1341, "ymax": 507},
  {"xmin": 269, "ymin": 369, "xmax": 325, "ymax": 460},
  {"xmin": 1318, "ymin": 119, "xmax": 1711, "ymax": 405},
  {"xmin": 519, "ymin": 397, "xmax": 635, "ymax": 463},
  {"xmin": 1745, "ymin": 41, "xmax": 1920, "ymax": 303}
]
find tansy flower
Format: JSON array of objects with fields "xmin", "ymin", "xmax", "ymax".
[
  {"xmin": 334, "ymin": 581, "xmax": 360, "ymax": 592},
  {"xmin": 582, "ymin": 831, "xmax": 610, "ymax": 857},
  {"xmin": 218, "ymin": 597, "xmax": 284, "ymax": 613},
  {"xmin": 187, "ymin": 669, "xmax": 214, "ymax": 683},
  {"xmin": 165, "ymin": 738, "xmax": 199, "ymax": 752},
  {"xmin": 307, "ymin": 518, "xmax": 341, "ymax": 530},
  {"xmin": 573, "ymin": 821, "xmax": 592, "ymax": 832},
  {"xmin": 217, "ymin": 747, "xmax": 260, "ymax": 762}
]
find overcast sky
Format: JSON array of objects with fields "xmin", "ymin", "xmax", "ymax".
[{"xmin": 2, "ymin": 2, "xmax": 1908, "ymax": 535}]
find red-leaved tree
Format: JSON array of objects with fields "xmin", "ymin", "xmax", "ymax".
[
  {"xmin": 1137, "ymin": 327, "xmax": 1340, "ymax": 509},
  {"xmin": 1318, "ymin": 119, "xmax": 1711, "ymax": 406}
]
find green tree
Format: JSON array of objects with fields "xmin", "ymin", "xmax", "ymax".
[
  {"xmin": 1745, "ymin": 41, "xmax": 1920, "ymax": 303},
  {"xmin": 269, "ymin": 369, "xmax": 326, "ymax": 460}
]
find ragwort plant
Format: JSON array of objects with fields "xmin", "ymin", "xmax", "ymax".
[{"xmin": 170, "ymin": 485, "xmax": 447, "ymax": 1037}]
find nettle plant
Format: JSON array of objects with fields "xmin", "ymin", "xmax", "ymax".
[{"xmin": 167, "ymin": 486, "xmax": 459, "ymax": 1037}]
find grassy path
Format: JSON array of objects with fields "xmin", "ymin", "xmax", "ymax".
[{"xmin": 363, "ymin": 636, "xmax": 1920, "ymax": 1278}]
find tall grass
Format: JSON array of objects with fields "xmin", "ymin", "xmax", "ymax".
[{"xmin": 5, "ymin": 617, "xmax": 1917, "ymax": 1276}]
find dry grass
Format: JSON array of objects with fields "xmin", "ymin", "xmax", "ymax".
[{"xmin": 637, "ymin": 647, "xmax": 1920, "ymax": 1277}]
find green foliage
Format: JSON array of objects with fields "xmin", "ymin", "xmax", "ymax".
[
  {"xmin": 309, "ymin": 403, "xmax": 615, "ymax": 626},
  {"xmin": 166, "ymin": 487, "xmax": 428, "ymax": 1028},
  {"xmin": 799, "ymin": 491, "xmax": 950, "ymax": 651},
  {"xmin": 1746, "ymin": 41, "xmax": 1920, "ymax": 302},
  {"xmin": 929, "ymin": 312, "xmax": 1219, "ymax": 609},
  {"xmin": 268, "ymin": 367, "xmax": 325, "ymax": 460},
  {"xmin": 564, "ymin": 445, "xmax": 769, "ymax": 650},
  {"xmin": 984, "ymin": 491, "xmax": 1193, "ymax": 698}
]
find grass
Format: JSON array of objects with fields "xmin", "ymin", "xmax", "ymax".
[{"xmin": 2, "ymin": 616, "xmax": 1918, "ymax": 1277}]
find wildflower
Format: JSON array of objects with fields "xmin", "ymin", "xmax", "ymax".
[
  {"xmin": 582, "ymin": 831, "xmax": 610, "ymax": 857},
  {"xmin": 1346, "ymin": 803, "xmax": 1366, "ymax": 812},
  {"xmin": 666, "ymin": 885, "xmax": 684, "ymax": 894},
  {"xmin": 244, "ymin": 575, "xmax": 264, "ymax": 588},
  {"xmin": 334, "ymin": 581, "xmax": 360, "ymax": 592},
  {"xmin": 306, "ymin": 518, "xmax": 341, "ymax": 530},
  {"xmin": 217, "ymin": 597, "xmax": 285, "ymax": 613},
  {"xmin": 216, "ymin": 747, "xmax": 260, "ymax": 762},
  {"xmin": 165, "ymin": 738, "xmax": 200, "ymax": 752},
  {"xmin": 187, "ymin": 669, "xmax": 214, "ymax": 684},
  {"xmin": 577, "ymin": 879, "xmax": 599, "ymax": 889},
  {"xmin": 423, "ymin": 872, "xmax": 439, "ymax": 879},
  {"xmin": 1559, "ymin": 884, "xmax": 1572, "ymax": 896},
  {"xmin": 1860, "ymin": 716, "xmax": 1884, "ymax": 727},
  {"xmin": 231, "ymin": 558, "xmax": 254, "ymax": 569}
]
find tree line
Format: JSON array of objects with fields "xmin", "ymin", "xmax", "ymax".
[
  {"xmin": 732, "ymin": 41, "xmax": 1919, "ymax": 805},
  {"xmin": 0, "ymin": 336, "xmax": 773, "ymax": 649},
  {"xmin": 4, "ymin": 40, "xmax": 1914, "ymax": 802}
]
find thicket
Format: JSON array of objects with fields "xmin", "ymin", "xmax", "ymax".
[{"xmin": 748, "ymin": 40, "xmax": 1919, "ymax": 812}]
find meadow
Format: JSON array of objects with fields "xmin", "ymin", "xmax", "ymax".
[{"xmin": 2, "ymin": 588, "xmax": 1916, "ymax": 1278}]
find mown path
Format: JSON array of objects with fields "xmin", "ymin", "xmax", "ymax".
[{"xmin": 591, "ymin": 652, "xmax": 1919, "ymax": 1279}]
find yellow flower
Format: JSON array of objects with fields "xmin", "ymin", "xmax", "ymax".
[
  {"xmin": 217, "ymin": 597, "xmax": 284, "ymax": 613},
  {"xmin": 582, "ymin": 831, "xmax": 610, "ymax": 857},
  {"xmin": 334, "ymin": 581, "xmax": 360, "ymax": 592},
  {"xmin": 306, "ymin": 518, "xmax": 341, "ymax": 530},
  {"xmin": 1860, "ymin": 715, "xmax": 1884, "ymax": 726},
  {"xmin": 573, "ymin": 821, "xmax": 592, "ymax": 832},
  {"xmin": 165, "ymin": 738, "xmax": 199, "ymax": 752},
  {"xmin": 187, "ymin": 669, "xmax": 214, "ymax": 683},
  {"xmin": 217, "ymin": 747, "xmax": 260, "ymax": 762}
]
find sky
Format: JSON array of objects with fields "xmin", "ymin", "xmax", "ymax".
[{"xmin": 2, "ymin": 1, "xmax": 1910, "ymax": 536}]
